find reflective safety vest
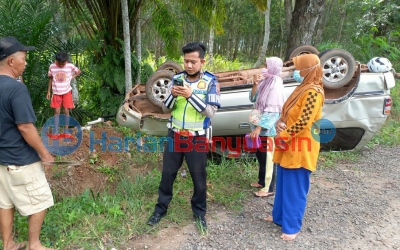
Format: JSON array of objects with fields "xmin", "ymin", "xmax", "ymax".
[{"xmin": 171, "ymin": 72, "xmax": 214, "ymax": 131}]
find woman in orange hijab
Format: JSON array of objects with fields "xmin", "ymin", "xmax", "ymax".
[{"xmin": 265, "ymin": 54, "xmax": 324, "ymax": 241}]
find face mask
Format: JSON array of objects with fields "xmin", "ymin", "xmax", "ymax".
[
  {"xmin": 293, "ymin": 70, "xmax": 304, "ymax": 83},
  {"xmin": 262, "ymin": 68, "xmax": 271, "ymax": 78},
  {"xmin": 187, "ymin": 71, "xmax": 201, "ymax": 78}
]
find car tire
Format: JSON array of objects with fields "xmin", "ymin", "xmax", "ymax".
[
  {"xmin": 318, "ymin": 49, "xmax": 356, "ymax": 89},
  {"xmin": 284, "ymin": 45, "xmax": 319, "ymax": 61},
  {"xmin": 145, "ymin": 70, "xmax": 174, "ymax": 107},
  {"xmin": 157, "ymin": 61, "xmax": 183, "ymax": 74}
]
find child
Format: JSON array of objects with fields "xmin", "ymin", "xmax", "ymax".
[{"xmin": 47, "ymin": 51, "xmax": 81, "ymax": 134}]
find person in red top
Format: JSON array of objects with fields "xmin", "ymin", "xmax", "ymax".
[{"xmin": 46, "ymin": 51, "xmax": 80, "ymax": 134}]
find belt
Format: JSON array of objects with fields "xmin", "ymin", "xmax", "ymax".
[{"xmin": 171, "ymin": 128, "xmax": 206, "ymax": 137}]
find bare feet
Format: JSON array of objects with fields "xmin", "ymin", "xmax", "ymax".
[
  {"xmin": 250, "ymin": 182, "xmax": 263, "ymax": 188},
  {"xmin": 281, "ymin": 232, "xmax": 299, "ymax": 241},
  {"xmin": 263, "ymin": 215, "xmax": 273, "ymax": 222},
  {"xmin": 4, "ymin": 241, "xmax": 26, "ymax": 250},
  {"xmin": 254, "ymin": 191, "xmax": 274, "ymax": 197},
  {"xmin": 27, "ymin": 243, "xmax": 55, "ymax": 250},
  {"xmin": 263, "ymin": 216, "xmax": 299, "ymax": 240}
]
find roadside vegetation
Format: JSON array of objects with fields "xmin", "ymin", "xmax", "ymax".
[
  {"xmin": 5, "ymin": 81, "xmax": 399, "ymax": 249},
  {"xmin": 369, "ymin": 82, "xmax": 400, "ymax": 145},
  {"xmin": 9, "ymin": 151, "xmax": 259, "ymax": 249},
  {"xmin": 319, "ymin": 81, "xmax": 400, "ymax": 168},
  {"xmin": 1, "ymin": 0, "xmax": 399, "ymax": 127},
  {"xmin": 1, "ymin": 0, "xmax": 399, "ymax": 248}
]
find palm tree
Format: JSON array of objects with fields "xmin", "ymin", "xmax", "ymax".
[
  {"xmin": 121, "ymin": 0, "xmax": 132, "ymax": 93},
  {"xmin": 0, "ymin": 0, "xmax": 57, "ymax": 121}
]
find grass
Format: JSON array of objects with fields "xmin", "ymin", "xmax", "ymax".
[
  {"xmin": 318, "ymin": 151, "xmax": 361, "ymax": 169},
  {"xmin": 318, "ymin": 80, "xmax": 400, "ymax": 169},
  {"xmin": 3, "ymin": 149, "xmax": 258, "ymax": 249},
  {"xmin": 367, "ymin": 81, "xmax": 400, "ymax": 147},
  {"xmin": 6, "ymin": 102, "xmax": 400, "ymax": 249},
  {"xmin": 367, "ymin": 116, "xmax": 400, "ymax": 147},
  {"xmin": 3, "ymin": 81, "xmax": 400, "ymax": 249}
]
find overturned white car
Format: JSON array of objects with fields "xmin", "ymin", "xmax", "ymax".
[{"xmin": 116, "ymin": 46, "xmax": 397, "ymax": 157}]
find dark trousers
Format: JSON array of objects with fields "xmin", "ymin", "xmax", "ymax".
[{"xmin": 155, "ymin": 129, "xmax": 208, "ymax": 216}]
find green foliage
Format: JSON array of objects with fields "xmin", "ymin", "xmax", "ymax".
[
  {"xmin": 369, "ymin": 117, "xmax": 400, "ymax": 147},
  {"xmin": 97, "ymin": 165, "xmax": 119, "ymax": 182},
  {"xmin": 331, "ymin": 0, "xmax": 400, "ymax": 64},
  {"xmin": 140, "ymin": 62, "xmax": 154, "ymax": 85},
  {"xmin": 352, "ymin": 29, "xmax": 400, "ymax": 63},
  {"xmin": 317, "ymin": 41, "xmax": 347, "ymax": 52},
  {"xmin": 52, "ymin": 165, "xmax": 67, "ymax": 179},
  {"xmin": 177, "ymin": 0, "xmax": 226, "ymax": 34},
  {"xmin": 69, "ymin": 104, "xmax": 94, "ymax": 125},
  {"xmin": 215, "ymin": 0, "xmax": 263, "ymax": 62},
  {"xmin": 89, "ymin": 153, "xmax": 99, "ymax": 164},
  {"xmin": 390, "ymin": 81, "xmax": 400, "ymax": 116},
  {"xmin": 3, "ymin": 144, "xmax": 258, "ymax": 248},
  {"xmin": 204, "ymin": 54, "xmax": 253, "ymax": 72},
  {"xmin": 368, "ymin": 82, "xmax": 400, "ymax": 146},
  {"xmin": 318, "ymin": 151, "xmax": 361, "ymax": 169},
  {"xmin": 114, "ymin": 126, "xmax": 139, "ymax": 139},
  {"xmin": 0, "ymin": 0, "xmax": 58, "ymax": 126},
  {"xmin": 98, "ymin": 46, "xmax": 126, "ymax": 94},
  {"xmin": 151, "ymin": 0, "xmax": 183, "ymax": 59},
  {"xmin": 78, "ymin": 45, "xmax": 133, "ymax": 117},
  {"xmin": 206, "ymin": 157, "xmax": 256, "ymax": 210}
]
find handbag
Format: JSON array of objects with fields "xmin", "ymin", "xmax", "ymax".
[{"xmin": 249, "ymin": 108, "xmax": 262, "ymax": 126}]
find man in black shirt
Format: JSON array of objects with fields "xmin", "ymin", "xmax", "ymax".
[{"xmin": 0, "ymin": 36, "xmax": 55, "ymax": 250}]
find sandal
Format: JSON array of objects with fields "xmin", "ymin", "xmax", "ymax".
[
  {"xmin": 250, "ymin": 182, "xmax": 263, "ymax": 188},
  {"xmin": 254, "ymin": 191, "xmax": 274, "ymax": 197}
]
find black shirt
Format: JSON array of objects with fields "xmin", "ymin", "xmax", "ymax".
[{"xmin": 0, "ymin": 75, "xmax": 40, "ymax": 165}]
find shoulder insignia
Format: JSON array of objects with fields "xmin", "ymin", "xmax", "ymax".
[{"xmin": 203, "ymin": 71, "xmax": 216, "ymax": 81}]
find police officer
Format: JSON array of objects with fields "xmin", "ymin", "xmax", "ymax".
[{"xmin": 147, "ymin": 42, "xmax": 221, "ymax": 232}]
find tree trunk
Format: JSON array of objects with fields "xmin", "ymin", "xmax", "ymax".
[
  {"xmin": 121, "ymin": 0, "xmax": 132, "ymax": 94},
  {"xmin": 135, "ymin": 3, "xmax": 141, "ymax": 85},
  {"xmin": 209, "ymin": 27, "xmax": 215, "ymax": 69},
  {"xmin": 337, "ymin": 0, "xmax": 347, "ymax": 43},
  {"xmin": 287, "ymin": 0, "xmax": 327, "ymax": 50},
  {"xmin": 284, "ymin": 0, "xmax": 293, "ymax": 47},
  {"xmin": 314, "ymin": 0, "xmax": 334, "ymax": 45},
  {"xmin": 279, "ymin": 1, "xmax": 284, "ymax": 58},
  {"xmin": 208, "ymin": 7, "xmax": 216, "ymax": 70},
  {"xmin": 232, "ymin": 31, "xmax": 240, "ymax": 61},
  {"xmin": 254, "ymin": 0, "xmax": 272, "ymax": 68}
]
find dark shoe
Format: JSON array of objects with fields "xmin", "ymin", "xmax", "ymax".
[
  {"xmin": 193, "ymin": 213, "xmax": 208, "ymax": 232},
  {"xmin": 147, "ymin": 212, "xmax": 166, "ymax": 226}
]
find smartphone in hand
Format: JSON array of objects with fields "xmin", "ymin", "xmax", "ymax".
[{"xmin": 174, "ymin": 78, "xmax": 184, "ymax": 87}]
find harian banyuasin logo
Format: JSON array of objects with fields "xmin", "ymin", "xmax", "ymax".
[
  {"xmin": 41, "ymin": 115, "xmax": 83, "ymax": 156},
  {"xmin": 40, "ymin": 116, "xmax": 336, "ymax": 156}
]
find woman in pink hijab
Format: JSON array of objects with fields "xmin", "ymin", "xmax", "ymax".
[{"xmin": 249, "ymin": 57, "xmax": 286, "ymax": 197}]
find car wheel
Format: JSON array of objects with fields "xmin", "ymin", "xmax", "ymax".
[
  {"xmin": 318, "ymin": 49, "xmax": 356, "ymax": 89},
  {"xmin": 284, "ymin": 45, "xmax": 319, "ymax": 61},
  {"xmin": 145, "ymin": 70, "xmax": 174, "ymax": 107},
  {"xmin": 157, "ymin": 61, "xmax": 183, "ymax": 74}
]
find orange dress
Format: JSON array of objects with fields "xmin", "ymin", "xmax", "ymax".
[{"xmin": 273, "ymin": 89, "xmax": 324, "ymax": 172}]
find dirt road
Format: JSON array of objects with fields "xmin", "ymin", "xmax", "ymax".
[{"xmin": 126, "ymin": 145, "xmax": 400, "ymax": 250}]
